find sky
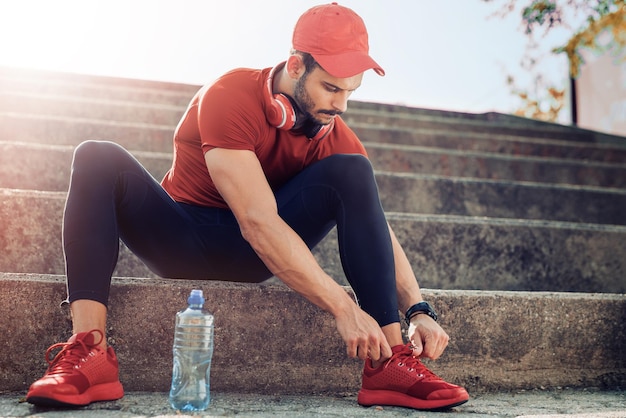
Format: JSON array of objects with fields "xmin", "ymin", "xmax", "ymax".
[{"xmin": 0, "ymin": 0, "xmax": 573, "ymax": 117}]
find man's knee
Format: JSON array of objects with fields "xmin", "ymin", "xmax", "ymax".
[
  {"xmin": 321, "ymin": 154, "xmax": 375, "ymax": 186},
  {"xmin": 72, "ymin": 141, "xmax": 128, "ymax": 174}
]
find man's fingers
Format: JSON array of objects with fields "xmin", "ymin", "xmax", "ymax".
[
  {"xmin": 355, "ymin": 343, "xmax": 369, "ymax": 361},
  {"xmin": 380, "ymin": 339, "xmax": 393, "ymax": 360},
  {"xmin": 411, "ymin": 340, "xmax": 424, "ymax": 357},
  {"xmin": 337, "ymin": 308, "xmax": 393, "ymax": 362},
  {"xmin": 367, "ymin": 336, "xmax": 382, "ymax": 361},
  {"xmin": 346, "ymin": 341, "xmax": 358, "ymax": 359},
  {"xmin": 412, "ymin": 329, "xmax": 449, "ymax": 360},
  {"xmin": 352, "ymin": 335, "xmax": 389, "ymax": 361},
  {"xmin": 350, "ymin": 339, "xmax": 371, "ymax": 360}
]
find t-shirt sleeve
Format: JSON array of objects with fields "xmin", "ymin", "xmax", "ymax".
[{"xmin": 197, "ymin": 70, "xmax": 267, "ymax": 154}]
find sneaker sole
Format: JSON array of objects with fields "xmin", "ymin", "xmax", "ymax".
[
  {"xmin": 26, "ymin": 381, "xmax": 124, "ymax": 407},
  {"xmin": 357, "ymin": 388, "xmax": 469, "ymax": 411}
]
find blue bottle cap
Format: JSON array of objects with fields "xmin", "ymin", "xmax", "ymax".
[{"xmin": 188, "ymin": 289, "xmax": 205, "ymax": 305}]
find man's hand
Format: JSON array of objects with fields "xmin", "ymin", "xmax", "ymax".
[
  {"xmin": 407, "ymin": 314, "xmax": 449, "ymax": 360},
  {"xmin": 335, "ymin": 305, "xmax": 393, "ymax": 362}
]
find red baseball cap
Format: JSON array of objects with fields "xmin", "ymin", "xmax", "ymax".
[{"xmin": 292, "ymin": 2, "xmax": 385, "ymax": 78}]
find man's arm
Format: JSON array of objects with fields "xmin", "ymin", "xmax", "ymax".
[
  {"xmin": 204, "ymin": 147, "xmax": 392, "ymax": 361},
  {"xmin": 388, "ymin": 224, "xmax": 450, "ymax": 360}
]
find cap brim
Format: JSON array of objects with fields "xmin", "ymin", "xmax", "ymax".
[{"xmin": 313, "ymin": 51, "xmax": 385, "ymax": 78}]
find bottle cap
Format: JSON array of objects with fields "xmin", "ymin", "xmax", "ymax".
[{"xmin": 188, "ymin": 289, "xmax": 205, "ymax": 305}]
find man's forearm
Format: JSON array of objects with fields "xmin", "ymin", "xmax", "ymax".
[{"xmin": 242, "ymin": 213, "xmax": 355, "ymax": 318}]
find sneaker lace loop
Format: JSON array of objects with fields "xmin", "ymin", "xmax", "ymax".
[
  {"xmin": 44, "ymin": 331, "xmax": 103, "ymax": 375},
  {"xmin": 383, "ymin": 344, "xmax": 440, "ymax": 380}
]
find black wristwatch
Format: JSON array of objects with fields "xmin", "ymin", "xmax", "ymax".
[{"xmin": 405, "ymin": 301, "xmax": 438, "ymax": 325}]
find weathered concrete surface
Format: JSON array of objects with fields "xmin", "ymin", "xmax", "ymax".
[
  {"xmin": 4, "ymin": 110, "xmax": 626, "ymax": 163},
  {"xmin": 0, "ymin": 389, "xmax": 625, "ymax": 417},
  {"xmin": 0, "ymin": 66, "xmax": 199, "ymax": 104},
  {"xmin": 1, "ymin": 66, "xmax": 626, "ymax": 412},
  {"xmin": 375, "ymin": 172, "xmax": 626, "ymax": 225},
  {"xmin": 346, "ymin": 100, "xmax": 626, "ymax": 145},
  {"xmin": 0, "ymin": 142, "xmax": 173, "ymax": 192},
  {"xmin": 0, "ymin": 90, "xmax": 187, "ymax": 126},
  {"xmin": 0, "ymin": 112, "xmax": 175, "ymax": 151},
  {"xmin": 1, "ymin": 189, "xmax": 625, "ymax": 293},
  {"xmin": 350, "ymin": 123, "xmax": 626, "ymax": 163},
  {"xmin": 3, "ymin": 64, "xmax": 625, "ymax": 146},
  {"xmin": 4, "ymin": 141, "xmax": 626, "ymax": 193},
  {"xmin": 1, "ymin": 273, "xmax": 624, "ymax": 394},
  {"xmin": 3, "ymin": 142, "xmax": 625, "ymax": 225},
  {"xmin": 364, "ymin": 141, "xmax": 626, "ymax": 189}
]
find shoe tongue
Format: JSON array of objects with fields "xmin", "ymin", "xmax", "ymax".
[
  {"xmin": 391, "ymin": 343, "xmax": 412, "ymax": 355},
  {"xmin": 68, "ymin": 330, "xmax": 101, "ymax": 346}
]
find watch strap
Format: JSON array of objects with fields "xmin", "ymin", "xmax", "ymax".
[{"xmin": 405, "ymin": 301, "xmax": 438, "ymax": 325}]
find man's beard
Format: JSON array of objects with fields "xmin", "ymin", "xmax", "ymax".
[{"xmin": 293, "ymin": 74, "xmax": 341, "ymax": 127}]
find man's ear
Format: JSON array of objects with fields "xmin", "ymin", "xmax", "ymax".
[{"xmin": 286, "ymin": 54, "xmax": 306, "ymax": 80}]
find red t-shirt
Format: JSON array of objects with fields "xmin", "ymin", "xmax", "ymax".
[{"xmin": 161, "ymin": 66, "xmax": 368, "ymax": 209}]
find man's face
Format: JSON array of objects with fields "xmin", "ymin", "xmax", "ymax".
[{"xmin": 293, "ymin": 65, "xmax": 363, "ymax": 126}]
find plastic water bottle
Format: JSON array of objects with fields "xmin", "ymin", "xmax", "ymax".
[{"xmin": 169, "ymin": 289, "xmax": 214, "ymax": 411}]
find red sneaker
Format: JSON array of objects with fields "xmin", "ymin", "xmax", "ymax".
[
  {"xmin": 358, "ymin": 343, "xmax": 469, "ymax": 411},
  {"xmin": 26, "ymin": 329, "xmax": 124, "ymax": 407}
]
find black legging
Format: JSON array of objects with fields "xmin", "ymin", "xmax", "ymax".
[{"xmin": 63, "ymin": 140, "xmax": 400, "ymax": 326}]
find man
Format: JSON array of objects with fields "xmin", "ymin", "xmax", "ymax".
[{"xmin": 26, "ymin": 2, "xmax": 469, "ymax": 412}]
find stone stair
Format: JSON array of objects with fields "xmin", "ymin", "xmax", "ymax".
[{"xmin": 0, "ymin": 66, "xmax": 624, "ymax": 396}]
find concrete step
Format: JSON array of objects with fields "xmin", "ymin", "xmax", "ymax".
[
  {"xmin": 346, "ymin": 102, "xmax": 626, "ymax": 145},
  {"xmin": 3, "ymin": 390, "xmax": 626, "ymax": 417},
  {"xmin": 2, "ymin": 273, "xmax": 624, "ymax": 394},
  {"xmin": 0, "ymin": 90, "xmax": 186, "ymax": 126},
  {"xmin": 4, "ymin": 65, "xmax": 626, "ymax": 152},
  {"xmin": 364, "ymin": 142, "xmax": 626, "ymax": 189},
  {"xmin": 0, "ymin": 112, "xmax": 174, "ymax": 152},
  {"xmin": 2, "ymin": 67, "xmax": 625, "ymax": 401},
  {"xmin": 0, "ymin": 142, "xmax": 172, "ymax": 192},
  {"xmin": 376, "ymin": 173, "xmax": 626, "ymax": 225},
  {"xmin": 0, "ymin": 66, "xmax": 199, "ymax": 104},
  {"xmin": 5, "ymin": 110, "xmax": 625, "ymax": 166},
  {"xmin": 1, "ymin": 188, "xmax": 624, "ymax": 293},
  {"xmin": 346, "ymin": 111, "xmax": 597, "ymax": 144},
  {"xmin": 5, "ymin": 66, "xmax": 625, "ymax": 148},
  {"xmin": 5, "ymin": 141, "xmax": 625, "ymax": 194},
  {"xmin": 2, "ymin": 89, "xmax": 609, "ymax": 146},
  {"xmin": 351, "ymin": 123, "xmax": 626, "ymax": 164},
  {"xmin": 2, "ymin": 142, "xmax": 624, "ymax": 225}
]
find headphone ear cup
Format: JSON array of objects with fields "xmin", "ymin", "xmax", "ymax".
[
  {"xmin": 271, "ymin": 93, "xmax": 296, "ymax": 130},
  {"xmin": 265, "ymin": 64, "xmax": 297, "ymax": 130}
]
